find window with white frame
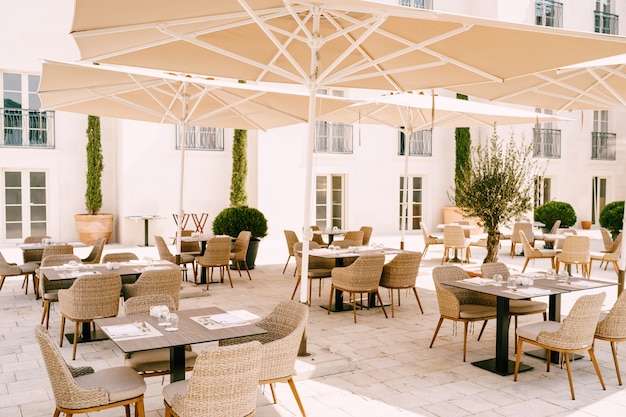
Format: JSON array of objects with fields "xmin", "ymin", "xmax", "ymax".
[
  {"xmin": 398, "ymin": 129, "xmax": 432, "ymax": 156},
  {"xmin": 4, "ymin": 170, "xmax": 47, "ymax": 240},
  {"xmin": 175, "ymin": 125, "xmax": 224, "ymax": 150},
  {"xmin": 315, "ymin": 175, "xmax": 344, "ymax": 230},
  {"xmin": 399, "ymin": 176, "xmax": 423, "ymax": 231},
  {"xmin": 534, "ymin": 176, "xmax": 551, "ymax": 208},
  {"xmin": 592, "ymin": 177, "xmax": 607, "ymax": 224}
]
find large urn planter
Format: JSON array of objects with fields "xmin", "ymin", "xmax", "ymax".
[{"xmin": 75, "ymin": 214, "xmax": 114, "ymax": 245}]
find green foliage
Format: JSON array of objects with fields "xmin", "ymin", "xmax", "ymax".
[
  {"xmin": 454, "ymin": 93, "xmax": 471, "ymax": 199},
  {"xmin": 85, "ymin": 115, "xmax": 103, "ymax": 215},
  {"xmin": 599, "ymin": 201, "xmax": 624, "ymax": 239},
  {"xmin": 453, "ymin": 128, "xmax": 544, "ymax": 263},
  {"xmin": 230, "ymin": 128, "xmax": 248, "ymax": 207},
  {"xmin": 534, "ymin": 201, "xmax": 577, "ymax": 229},
  {"xmin": 212, "ymin": 206, "xmax": 268, "ymax": 239}
]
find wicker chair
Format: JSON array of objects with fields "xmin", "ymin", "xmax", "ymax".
[
  {"xmin": 600, "ymin": 227, "xmax": 614, "ymax": 251},
  {"xmin": 519, "ymin": 230, "xmax": 556, "ymax": 272},
  {"xmin": 195, "ymin": 236, "xmax": 233, "ymax": 289},
  {"xmin": 419, "ymin": 222, "xmax": 443, "ymax": 258},
  {"xmin": 59, "ymin": 272, "xmax": 122, "ymax": 360},
  {"xmin": 22, "ymin": 235, "xmax": 51, "ymax": 264},
  {"xmin": 81, "ymin": 237, "xmax": 106, "ymax": 264},
  {"xmin": 310, "ymin": 225, "xmax": 329, "ymax": 248},
  {"xmin": 283, "ymin": 230, "xmax": 300, "ymax": 275},
  {"xmin": 539, "ymin": 220, "xmax": 561, "ymax": 249},
  {"xmin": 328, "ymin": 254, "xmax": 387, "ymax": 323},
  {"xmin": 590, "ymin": 233, "xmax": 622, "ymax": 276},
  {"xmin": 441, "ymin": 225, "xmax": 470, "ymax": 264},
  {"xmin": 359, "ymin": 226, "xmax": 373, "ymax": 246},
  {"xmin": 379, "ymin": 251, "xmax": 423, "ymax": 316},
  {"xmin": 34, "ymin": 244, "xmax": 75, "ymax": 298},
  {"xmin": 35, "ymin": 325, "xmax": 146, "ymax": 417},
  {"xmin": 123, "ymin": 294, "xmax": 198, "ymax": 379},
  {"xmin": 480, "ymin": 261, "xmax": 547, "ymax": 351},
  {"xmin": 102, "ymin": 252, "xmax": 139, "ymax": 263},
  {"xmin": 334, "ymin": 230, "xmax": 364, "ymax": 247},
  {"xmin": 230, "ymin": 231, "xmax": 252, "ymax": 280},
  {"xmin": 291, "ymin": 241, "xmax": 335, "ymax": 304},
  {"xmin": 0, "ymin": 250, "xmax": 38, "ymax": 296},
  {"xmin": 514, "ymin": 292, "xmax": 606, "ymax": 400},
  {"xmin": 595, "ymin": 290, "xmax": 626, "ymax": 386},
  {"xmin": 556, "ymin": 235, "xmax": 591, "ymax": 278},
  {"xmin": 430, "ymin": 265, "xmax": 497, "ymax": 362},
  {"xmin": 163, "ymin": 341, "xmax": 261, "ymax": 417},
  {"xmin": 122, "ymin": 268, "xmax": 182, "ymax": 310},
  {"xmin": 219, "ymin": 300, "xmax": 309, "ymax": 417},
  {"xmin": 510, "ymin": 222, "xmax": 534, "ymax": 257},
  {"xmin": 38, "ymin": 254, "xmax": 82, "ymax": 329},
  {"xmin": 155, "ymin": 235, "xmax": 195, "ymax": 281}
]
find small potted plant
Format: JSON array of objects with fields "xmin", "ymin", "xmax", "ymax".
[
  {"xmin": 599, "ymin": 201, "xmax": 624, "ymax": 239},
  {"xmin": 212, "ymin": 206, "xmax": 268, "ymax": 269},
  {"xmin": 534, "ymin": 201, "xmax": 577, "ymax": 232}
]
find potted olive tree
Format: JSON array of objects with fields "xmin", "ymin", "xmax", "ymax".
[{"xmin": 74, "ymin": 115, "xmax": 114, "ymax": 244}]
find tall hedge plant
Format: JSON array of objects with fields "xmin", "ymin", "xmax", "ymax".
[{"xmin": 85, "ymin": 115, "xmax": 103, "ymax": 215}]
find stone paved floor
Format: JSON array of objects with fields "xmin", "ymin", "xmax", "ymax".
[{"xmin": 1, "ymin": 230, "xmax": 625, "ymax": 416}]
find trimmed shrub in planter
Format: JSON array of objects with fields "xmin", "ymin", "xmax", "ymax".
[
  {"xmin": 599, "ymin": 201, "xmax": 624, "ymax": 239},
  {"xmin": 212, "ymin": 206, "xmax": 268, "ymax": 269},
  {"xmin": 534, "ymin": 201, "xmax": 577, "ymax": 230}
]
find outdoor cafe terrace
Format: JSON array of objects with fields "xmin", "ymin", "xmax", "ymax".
[{"xmin": 0, "ymin": 228, "xmax": 624, "ymax": 417}]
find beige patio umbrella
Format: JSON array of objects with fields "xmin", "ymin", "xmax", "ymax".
[
  {"xmin": 38, "ymin": 60, "xmax": 352, "ymax": 257},
  {"xmin": 321, "ymin": 91, "xmax": 572, "ymax": 248},
  {"xmin": 68, "ymin": 0, "xmax": 626, "ymax": 303}
]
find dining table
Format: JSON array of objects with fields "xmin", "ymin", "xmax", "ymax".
[
  {"xmin": 445, "ymin": 273, "xmax": 615, "ymax": 375},
  {"xmin": 125, "ymin": 215, "xmax": 164, "ymax": 247},
  {"xmin": 95, "ymin": 307, "xmax": 266, "ymax": 382},
  {"xmin": 306, "ymin": 246, "xmax": 402, "ymax": 312},
  {"xmin": 38, "ymin": 260, "xmax": 181, "ymax": 343},
  {"xmin": 312, "ymin": 228, "xmax": 345, "ymax": 244}
]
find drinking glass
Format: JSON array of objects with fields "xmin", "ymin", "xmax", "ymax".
[
  {"xmin": 546, "ymin": 268, "xmax": 556, "ymax": 279},
  {"xmin": 493, "ymin": 273, "xmax": 503, "ymax": 286},
  {"xmin": 157, "ymin": 306, "xmax": 170, "ymax": 326},
  {"xmin": 558, "ymin": 270, "xmax": 569, "ymax": 282},
  {"xmin": 506, "ymin": 276, "xmax": 517, "ymax": 290},
  {"xmin": 164, "ymin": 313, "xmax": 179, "ymax": 331}
]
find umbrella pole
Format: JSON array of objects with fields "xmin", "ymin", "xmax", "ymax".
[
  {"xmin": 176, "ymin": 88, "xmax": 189, "ymax": 260},
  {"xmin": 400, "ymin": 106, "xmax": 413, "ymax": 250}
]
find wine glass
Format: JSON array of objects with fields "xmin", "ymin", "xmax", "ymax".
[
  {"xmin": 506, "ymin": 276, "xmax": 517, "ymax": 291},
  {"xmin": 493, "ymin": 273, "xmax": 503, "ymax": 286}
]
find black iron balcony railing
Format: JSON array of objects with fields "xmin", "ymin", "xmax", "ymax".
[
  {"xmin": 591, "ymin": 131, "xmax": 616, "ymax": 160},
  {"xmin": 533, "ymin": 128, "xmax": 561, "ymax": 158},
  {"xmin": 315, "ymin": 121, "xmax": 353, "ymax": 154},
  {"xmin": 176, "ymin": 126, "xmax": 225, "ymax": 150},
  {"xmin": 536, "ymin": 0, "xmax": 563, "ymax": 28},
  {"xmin": 399, "ymin": 0, "xmax": 433, "ymax": 9},
  {"xmin": 399, "ymin": 129, "xmax": 433, "ymax": 156},
  {"xmin": 1, "ymin": 108, "xmax": 55, "ymax": 148},
  {"xmin": 595, "ymin": 10, "xmax": 619, "ymax": 35}
]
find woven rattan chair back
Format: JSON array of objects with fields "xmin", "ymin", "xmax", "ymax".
[
  {"xmin": 196, "ymin": 236, "xmax": 233, "ymax": 288},
  {"xmin": 124, "ymin": 294, "xmax": 176, "ymax": 315},
  {"xmin": 420, "ymin": 221, "xmax": 443, "ymax": 257},
  {"xmin": 600, "ymin": 227, "xmax": 614, "ymax": 251},
  {"xmin": 38, "ymin": 254, "xmax": 82, "ymax": 328},
  {"xmin": 102, "ymin": 252, "xmax": 139, "ymax": 263},
  {"xmin": 122, "ymin": 269, "xmax": 182, "ymax": 309},
  {"xmin": 180, "ymin": 229, "xmax": 201, "ymax": 254},
  {"xmin": 230, "ymin": 231, "xmax": 252, "ymax": 280},
  {"xmin": 155, "ymin": 235, "xmax": 176, "ymax": 263},
  {"xmin": 164, "ymin": 341, "xmax": 261, "ymax": 417},
  {"xmin": 595, "ymin": 291, "xmax": 626, "ymax": 385},
  {"xmin": 556, "ymin": 235, "xmax": 591, "ymax": 277},
  {"xmin": 359, "ymin": 226, "xmax": 373, "ymax": 246},
  {"xmin": 283, "ymin": 230, "xmax": 300, "ymax": 274},
  {"xmin": 510, "ymin": 222, "xmax": 534, "ymax": 256},
  {"xmin": 81, "ymin": 237, "xmax": 106, "ymax": 264},
  {"xmin": 22, "ymin": 235, "xmax": 50, "ymax": 264},
  {"xmin": 380, "ymin": 251, "xmax": 424, "ymax": 316},
  {"xmin": 342, "ymin": 230, "xmax": 364, "ymax": 246},
  {"xmin": 219, "ymin": 300, "xmax": 309, "ymax": 416}
]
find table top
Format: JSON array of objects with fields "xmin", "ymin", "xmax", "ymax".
[
  {"xmin": 95, "ymin": 307, "xmax": 266, "ymax": 353},
  {"xmin": 18, "ymin": 242, "xmax": 86, "ymax": 250},
  {"xmin": 125, "ymin": 215, "xmax": 165, "ymax": 220},
  {"xmin": 179, "ymin": 234, "xmax": 231, "ymax": 243},
  {"xmin": 39, "ymin": 260, "xmax": 180, "ymax": 281},
  {"xmin": 437, "ymin": 223, "xmax": 477, "ymax": 230},
  {"xmin": 304, "ymin": 246, "xmax": 403, "ymax": 259},
  {"xmin": 312, "ymin": 229, "xmax": 346, "ymax": 235}
]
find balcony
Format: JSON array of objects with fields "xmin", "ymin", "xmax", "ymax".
[
  {"xmin": 536, "ymin": 0, "xmax": 563, "ymax": 28},
  {"xmin": 315, "ymin": 121, "xmax": 353, "ymax": 154},
  {"xmin": 176, "ymin": 126, "xmax": 224, "ymax": 151},
  {"xmin": 399, "ymin": 0, "xmax": 433, "ymax": 9},
  {"xmin": 1, "ymin": 108, "xmax": 55, "ymax": 148},
  {"xmin": 591, "ymin": 132, "xmax": 616, "ymax": 160},
  {"xmin": 533, "ymin": 128, "xmax": 561, "ymax": 158},
  {"xmin": 398, "ymin": 129, "xmax": 432, "ymax": 156},
  {"xmin": 595, "ymin": 10, "xmax": 619, "ymax": 35}
]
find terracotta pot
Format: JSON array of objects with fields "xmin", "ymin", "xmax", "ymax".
[
  {"xmin": 581, "ymin": 220, "xmax": 592, "ymax": 230},
  {"xmin": 75, "ymin": 214, "xmax": 114, "ymax": 245}
]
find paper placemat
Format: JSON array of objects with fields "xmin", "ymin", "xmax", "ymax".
[
  {"xmin": 102, "ymin": 322, "xmax": 163, "ymax": 341},
  {"xmin": 191, "ymin": 310, "xmax": 258, "ymax": 330},
  {"xmin": 58, "ymin": 270, "xmax": 102, "ymax": 279},
  {"xmin": 463, "ymin": 277, "xmax": 494, "ymax": 286},
  {"xmin": 516, "ymin": 287, "xmax": 552, "ymax": 297},
  {"xmin": 562, "ymin": 280, "xmax": 604, "ymax": 289}
]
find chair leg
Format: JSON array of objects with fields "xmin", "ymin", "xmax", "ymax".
[
  {"xmin": 610, "ymin": 341, "xmax": 622, "ymax": 386},
  {"xmin": 412, "ymin": 287, "xmax": 424, "ymax": 314},
  {"xmin": 563, "ymin": 351, "xmax": 576, "ymax": 400},
  {"xmin": 291, "ymin": 277, "xmax": 301, "ymax": 300},
  {"xmin": 242, "ymin": 261, "xmax": 251, "ymax": 280},
  {"xmin": 269, "ymin": 382, "xmax": 278, "ymax": 404},
  {"xmin": 72, "ymin": 321, "xmax": 80, "ymax": 360},
  {"xmin": 287, "ymin": 377, "xmax": 307, "ymax": 417},
  {"xmin": 521, "ymin": 258, "xmax": 530, "ymax": 273},
  {"xmin": 423, "ymin": 243, "xmax": 429, "ymax": 257},
  {"xmin": 374, "ymin": 292, "xmax": 388, "ymax": 319},
  {"xmin": 41, "ymin": 300, "xmax": 49, "ymax": 328},
  {"xmin": 283, "ymin": 256, "xmax": 291, "ymax": 274},
  {"xmin": 589, "ymin": 347, "xmax": 606, "ymax": 392},
  {"xmin": 59, "ymin": 316, "xmax": 66, "ymax": 347},
  {"xmin": 429, "ymin": 317, "xmax": 444, "ymax": 348},
  {"xmin": 352, "ymin": 293, "xmax": 357, "ymax": 323},
  {"xmin": 463, "ymin": 321, "xmax": 468, "ymax": 362},
  {"xmin": 389, "ymin": 289, "xmax": 395, "ymax": 318},
  {"xmin": 477, "ymin": 320, "xmax": 488, "ymax": 341},
  {"xmin": 514, "ymin": 338, "xmax": 524, "ymax": 381},
  {"xmin": 327, "ymin": 286, "xmax": 334, "ymax": 316}
]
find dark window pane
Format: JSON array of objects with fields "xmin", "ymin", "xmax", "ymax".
[
  {"xmin": 30, "ymin": 172, "xmax": 46, "ymax": 187},
  {"xmin": 5, "ymin": 172, "xmax": 21, "ymax": 187},
  {"xmin": 5, "ymin": 189, "xmax": 21, "ymax": 204},
  {"xmin": 31, "ymin": 206, "xmax": 47, "ymax": 221},
  {"xmin": 6, "ymin": 223, "xmax": 22, "ymax": 239},
  {"xmin": 30, "ymin": 189, "xmax": 46, "ymax": 204},
  {"xmin": 31, "ymin": 222, "xmax": 47, "ymax": 236},
  {"xmin": 6, "ymin": 206, "xmax": 22, "ymax": 221}
]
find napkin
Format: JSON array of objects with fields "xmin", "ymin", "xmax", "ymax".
[
  {"xmin": 516, "ymin": 287, "xmax": 552, "ymax": 297},
  {"xmin": 463, "ymin": 277, "xmax": 493, "ymax": 286},
  {"xmin": 209, "ymin": 313, "xmax": 246, "ymax": 325},
  {"xmin": 104, "ymin": 324, "xmax": 143, "ymax": 338},
  {"xmin": 70, "ymin": 270, "xmax": 100, "ymax": 278},
  {"xmin": 568, "ymin": 280, "xmax": 602, "ymax": 288}
]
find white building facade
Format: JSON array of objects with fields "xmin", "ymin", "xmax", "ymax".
[{"xmin": 1, "ymin": 0, "xmax": 625, "ymax": 250}]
